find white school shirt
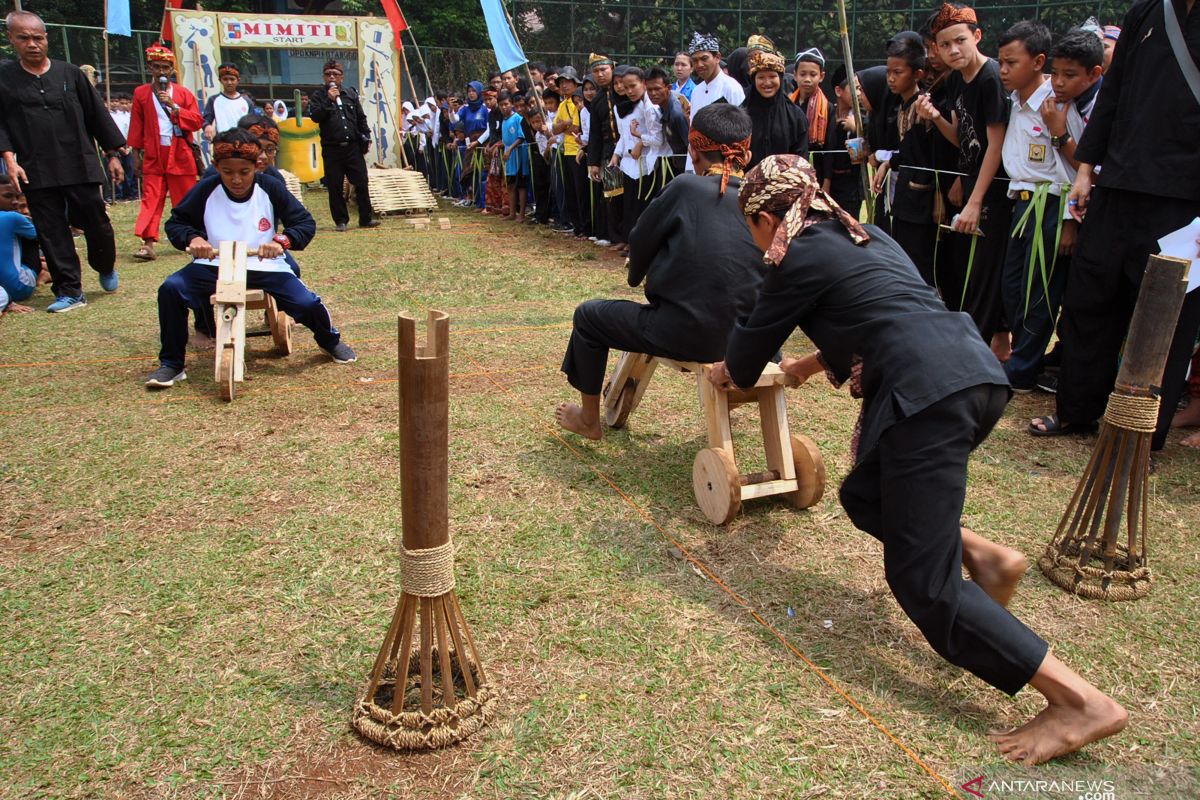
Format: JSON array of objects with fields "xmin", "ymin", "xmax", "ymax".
[
  {"xmin": 212, "ymin": 93, "xmax": 255, "ymax": 133},
  {"xmin": 579, "ymin": 106, "xmax": 591, "ymax": 146},
  {"xmin": 615, "ymin": 96, "xmax": 668, "ymax": 179},
  {"xmin": 685, "ymin": 72, "xmax": 745, "ymax": 171},
  {"xmin": 1002, "ymin": 80, "xmax": 1072, "ymax": 198},
  {"xmin": 192, "ymin": 184, "xmax": 291, "ymax": 273},
  {"xmin": 110, "ymin": 109, "xmax": 131, "ymax": 138}
]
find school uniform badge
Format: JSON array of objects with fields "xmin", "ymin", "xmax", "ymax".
[{"xmin": 258, "ymin": 217, "xmax": 271, "ymax": 231}]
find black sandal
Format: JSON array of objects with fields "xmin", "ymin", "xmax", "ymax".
[{"xmin": 1028, "ymin": 414, "xmax": 1097, "ymax": 437}]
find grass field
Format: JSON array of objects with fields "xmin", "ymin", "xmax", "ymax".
[{"xmin": 1, "ymin": 194, "xmax": 1198, "ymax": 800}]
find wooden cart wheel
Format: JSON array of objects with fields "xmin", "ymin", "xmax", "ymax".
[
  {"xmin": 785, "ymin": 433, "xmax": 826, "ymax": 510},
  {"xmin": 266, "ymin": 298, "xmax": 293, "ymax": 356},
  {"xmin": 603, "ymin": 377, "xmax": 639, "ymax": 429},
  {"xmin": 219, "ymin": 346, "xmax": 235, "ymax": 402},
  {"xmin": 692, "ymin": 447, "xmax": 741, "ymax": 525}
]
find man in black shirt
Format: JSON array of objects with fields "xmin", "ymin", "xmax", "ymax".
[
  {"xmin": 308, "ymin": 59, "xmax": 379, "ymax": 232},
  {"xmin": 555, "ymin": 105, "xmax": 763, "ymax": 440},
  {"xmin": 0, "ymin": 10, "xmax": 125, "ymax": 313},
  {"xmin": 1032, "ymin": 0, "xmax": 1200, "ymax": 447}
]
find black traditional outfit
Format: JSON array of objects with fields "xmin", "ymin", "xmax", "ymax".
[
  {"xmin": 0, "ymin": 59, "xmax": 124, "ymax": 300},
  {"xmin": 561, "ymin": 170, "xmax": 763, "ymax": 395},
  {"xmin": 308, "ymin": 75, "xmax": 374, "ymax": 228},
  {"xmin": 741, "ymin": 48, "xmax": 809, "ymax": 170},
  {"xmin": 726, "ymin": 156, "xmax": 1046, "ymax": 696},
  {"xmin": 1055, "ymin": 0, "xmax": 1200, "ymax": 449},
  {"xmin": 585, "ymin": 55, "xmax": 618, "ymax": 243}
]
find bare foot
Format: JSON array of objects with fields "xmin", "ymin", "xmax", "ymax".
[
  {"xmin": 555, "ymin": 402, "xmax": 602, "ymax": 440},
  {"xmin": 991, "ymin": 330, "xmax": 1012, "ymax": 362},
  {"xmin": 1170, "ymin": 399, "xmax": 1200, "ymax": 429},
  {"xmin": 989, "ymin": 693, "xmax": 1127, "ymax": 765},
  {"xmin": 1181, "ymin": 430, "xmax": 1200, "ymax": 449},
  {"xmin": 191, "ymin": 331, "xmax": 216, "ymax": 351},
  {"xmin": 37, "ymin": 264, "xmax": 51, "ymax": 286},
  {"xmin": 989, "ymin": 653, "xmax": 1128, "ymax": 765},
  {"xmin": 966, "ymin": 544, "xmax": 1028, "ymax": 607}
]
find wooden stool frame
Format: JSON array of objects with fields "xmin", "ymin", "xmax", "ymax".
[
  {"xmin": 210, "ymin": 241, "xmax": 294, "ymax": 402},
  {"xmin": 602, "ymin": 352, "xmax": 826, "ymax": 524}
]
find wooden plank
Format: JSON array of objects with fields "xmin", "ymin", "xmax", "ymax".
[
  {"xmin": 444, "ymin": 593, "xmax": 476, "ymax": 697},
  {"xmin": 365, "ymin": 594, "xmax": 407, "ymax": 702},
  {"xmin": 434, "ymin": 596, "xmax": 456, "ymax": 706},
  {"xmin": 391, "ymin": 595, "xmax": 418, "ymax": 714},
  {"xmin": 759, "ymin": 387, "xmax": 796, "ymax": 481},
  {"xmin": 740, "ymin": 479, "xmax": 798, "ymax": 500}
]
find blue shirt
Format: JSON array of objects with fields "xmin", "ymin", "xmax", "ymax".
[
  {"xmin": 672, "ymin": 77, "xmax": 695, "ymax": 101},
  {"xmin": 501, "ymin": 112, "xmax": 527, "ymax": 176},
  {"xmin": 0, "ymin": 210, "xmax": 38, "ymax": 302}
]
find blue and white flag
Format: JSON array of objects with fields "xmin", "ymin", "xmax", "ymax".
[
  {"xmin": 479, "ymin": 0, "xmax": 527, "ymax": 73},
  {"xmin": 106, "ymin": 0, "xmax": 132, "ymax": 37}
]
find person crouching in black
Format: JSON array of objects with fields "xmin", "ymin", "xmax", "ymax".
[
  {"xmin": 308, "ymin": 59, "xmax": 379, "ymax": 231},
  {"xmin": 710, "ymin": 153, "xmax": 1128, "ymax": 767}
]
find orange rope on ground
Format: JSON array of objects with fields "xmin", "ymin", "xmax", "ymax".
[{"xmin": 459, "ymin": 349, "xmax": 958, "ymax": 797}]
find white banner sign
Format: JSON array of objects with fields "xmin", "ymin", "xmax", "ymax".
[{"xmin": 219, "ymin": 15, "xmax": 357, "ymax": 49}]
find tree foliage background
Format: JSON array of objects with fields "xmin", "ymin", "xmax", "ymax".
[{"xmin": 8, "ymin": 0, "xmax": 1133, "ymax": 94}]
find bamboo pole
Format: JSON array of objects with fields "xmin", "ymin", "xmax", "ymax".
[
  {"xmin": 406, "ymin": 27, "xmax": 434, "ymax": 99},
  {"xmin": 835, "ymin": 0, "xmax": 873, "ymax": 224},
  {"xmin": 351, "ymin": 311, "xmax": 495, "ymax": 750},
  {"xmin": 1039, "ymin": 254, "xmax": 1190, "ymax": 601},
  {"xmin": 396, "ymin": 47, "xmax": 410, "ymax": 169}
]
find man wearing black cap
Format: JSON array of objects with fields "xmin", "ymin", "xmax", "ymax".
[{"xmin": 309, "ymin": 59, "xmax": 379, "ymax": 232}]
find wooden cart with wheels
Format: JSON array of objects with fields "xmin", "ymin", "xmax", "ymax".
[
  {"xmin": 209, "ymin": 241, "xmax": 295, "ymax": 402},
  {"xmin": 602, "ymin": 351, "xmax": 826, "ymax": 524}
]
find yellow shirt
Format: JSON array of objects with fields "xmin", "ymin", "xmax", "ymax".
[{"xmin": 555, "ymin": 101, "xmax": 581, "ymax": 157}]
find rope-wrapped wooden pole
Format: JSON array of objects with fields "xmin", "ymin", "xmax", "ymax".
[
  {"xmin": 351, "ymin": 310, "xmax": 495, "ymax": 749},
  {"xmin": 1039, "ymin": 254, "xmax": 1190, "ymax": 601}
]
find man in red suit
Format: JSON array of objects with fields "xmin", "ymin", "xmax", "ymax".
[{"xmin": 128, "ymin": 43, "xmax": 203, "ymax": 261}]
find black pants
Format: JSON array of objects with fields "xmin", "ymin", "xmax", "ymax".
[
  {"xmin": 559, "ymin": 156, "xmax": 581, "ymax": 232},
  {"xmin": 530, "ymin": 152, "xmax": 551, "ymax": 224},
  {"xmin": 1058, "ymin": 187, "xmax": 1200, "ymax": 430},
  {"xmin": 891, "ymin": 218, "xmax": 937, "ymax": 288},
  {"xmin": 588, "ymin": 172, "xmax": 606, "ymax": 240},
  {"xmin": 26, "ymin": 182, "xmax": 116, "ymax": 299},
  {"xmin": 937, "ymin": 195, "xmax": 1012, "ymax": 342},
  {"xmin": 562, "ymin": 300, "xmax": 655, "ymax": 395},
  {"xmin": 322, "ymin": 142, "xmax": 374, "ymax": 226},
  {"xmin": 607, "ymin": 190, "xmax": 625, "ymax": 244},
  {"xmin": 840, "ymin": 384, "xmax": 1048, "ymax": 696},
  {"xmin": 621, "ymin": 170, "xmax": 660, "ymax": 242}
]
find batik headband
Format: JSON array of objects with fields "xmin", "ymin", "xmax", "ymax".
[
  {"xmin": 794, "ymin": 47, "xmax": 825, "ymax": 68},
  {"xmin": 145, "ymin": 43, "xmax": 175, "ymax": 66},
  {"xmin": 748, "ymin": 48, "xmax": 786, "ymax": 77},
  {"xmin": 212, "ymin": 139, "xmax": 263, "ymax": 163},
  {"xmin": 588, "ymin": 53, "xmax": 614, "ymax": 68},
  {"xmin": 688, "ymin": 128, "xmax": 751, "ymax": 196},
  {"xmin": 688, "ymin": 32, "xmax": 721, "ymax": 56},
  {"xmin": 931, "ymin": 3, "xmax": 978, "ymax": 35},
  {"xmin": 747, "ymin": 34, "xmax": 777, "ymax": 54},
  {"xmin": 738, "ymin": 154, "xmax": 869, "ymax": 266},
  {"xmin": 1103, "ymin": 25, "xmax": 1121, "ymax": 41},
  {"xmin": 247, "ymin": 124, "xmax": 279, "ymax": 145},
  {"xmin": 218, "ymin": 65, "xmax": 239, "ymax": 79}
]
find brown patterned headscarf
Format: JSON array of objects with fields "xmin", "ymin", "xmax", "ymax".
[
  {"xmin": 213, "ymin": 139, "xmax": 262, "ymax": 163},
  {"xmin": 931, "ymin": 3, "xmax": 978, "ymax": 35},
  {"xmin": 738, "ymin": 154, "xmax": 869, "ymax": 265},
  {"xmin": 748, "ymin": 48, "xmax": 786, "ymax": 77},
  {"xmin": 688, "ymin": 128, "xmax": 751, "ymax": 196}
]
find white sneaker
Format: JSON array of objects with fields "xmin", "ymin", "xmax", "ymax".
[{"xmin": 594, "ymin": 239, "xmax": 612, "ymax": 246}]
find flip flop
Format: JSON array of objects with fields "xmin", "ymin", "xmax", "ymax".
[
  {"xmin": 1028, "ymin": 414, "xmax": 1097, "ymax": 437},
  {"xmin": 132, "ymin": 246, "xmax": 157, "ymax": 262}
]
